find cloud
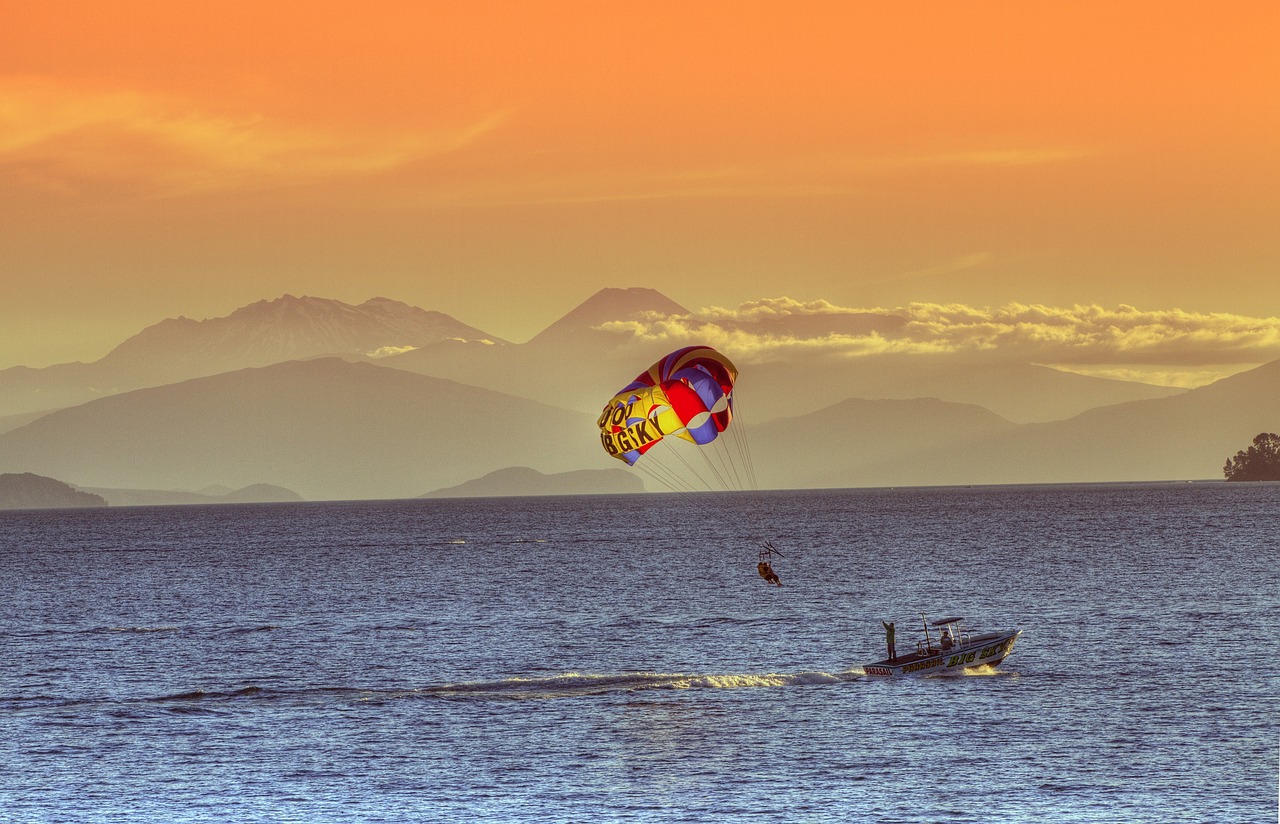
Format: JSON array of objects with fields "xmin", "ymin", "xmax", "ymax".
[
  {"xmin": 504, "ymin": 144, "xmax": 1092, "ymax": 207},
  {"xmin": 865, "ymin": 253, "xmax": 995, "ymax": 286},
  {"xmin": 879, "ymin": 146, "xmax": 1096, "ymax": 170},
  {"xmin": 896, "ymin": 303, "xmax": 1280, "ymax": 364},
  {"xmin": 694, "ymin": 297, "xmax": 849, "ymax": 322},
  {"xmin": 0, "ymin": 77, "xmax": 1092, "ymax": 208},
  {"xmin": 0, "ymin": 79, "xmax": 506, "ymax": 198},
  {"xmin": 1044, "ymin": 364, "xmax": 1260, "ymax": 388},
  {"xmin": 366, "ymin": 345, "xmax": 419, "ymax": 359},
  {"xmin": 600, "ymin": 300, "xmax": 1280, "ymax": 370}
]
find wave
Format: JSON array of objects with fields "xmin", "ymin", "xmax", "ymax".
[
  {"xmin": 155, "ymin": 686, "xmax": 266, "ymax": 702},
  {"xmin": 11, "ymin": 624, "xmax": 289, "ymax": 639},
  {"xmin": 89, "ymin": 626, "xmax": 180, "ymax": 635}
]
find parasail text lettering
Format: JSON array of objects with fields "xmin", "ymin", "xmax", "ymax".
[{"xmin": 601, "ymin": 418, "xmax": 663, "ymax": 456}]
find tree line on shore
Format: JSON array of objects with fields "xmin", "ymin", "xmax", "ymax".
[{"xmin": 1223, "ymin": 433, "xmax": 1280, "ymax": 481}]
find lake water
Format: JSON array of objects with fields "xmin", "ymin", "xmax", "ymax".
[{"xmin": 2, "ymin": 483, "xmax": 1278, "ymax": 823}]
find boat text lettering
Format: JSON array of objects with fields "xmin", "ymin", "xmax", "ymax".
[{"xmin": 947, "ymin": 638, "xmax": 1014, "ymax": 667}]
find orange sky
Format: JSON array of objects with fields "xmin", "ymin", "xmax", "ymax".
[{"xmin": 2, "ymin": 1, "xmax": 1277, "ymax": 368}]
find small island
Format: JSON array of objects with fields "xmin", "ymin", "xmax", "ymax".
[
  {"xmin": 0, "ymin": 473, "xmax": 108, "ymax": 510},
  {"xmin": 1223, "ymin": 432, "xmax": 1280, "ymax": 481}
]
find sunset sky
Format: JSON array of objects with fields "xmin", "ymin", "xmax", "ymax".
[{"xmin": 3, "ymin": 1, "xmax": 1278, "ymax": 376}]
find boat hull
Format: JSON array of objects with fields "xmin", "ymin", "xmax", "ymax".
[{"xmin": 863, "ymin": 629, "xmax": 1021, "ymax": 677}]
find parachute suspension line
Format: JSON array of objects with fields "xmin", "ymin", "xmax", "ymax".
[
  {"xmin": 631, "ymin": 438, "xmax": 726, "ymax": 499},
  {"xmin": 634, "ymin": 443, "xmax": 768, "ymax": 545},
  {"xmin": 705, "ymin": 428, "xmax": 745, "ymax": 492},
  {"xmin": 695, "ymin": 437, "xmax": 735, "ymax": 493},
  {"xmin": 665, "ymin": 438, "xmax": 723, "ymax": 493},
  {"xmin": 630, "ymin": 448, "xmax": 703, "ymax": 496},
  {"xmin": 680, "ymin": 427, "xmax": 770, "ymax": 548},
  {"xmin": 732, "ymin": 422, "xmax": 747, "ymax": 491},
  {"xmin": 698, "ymin": 409, "xmax": 769, "ymax": 544},
  {"xmin": 628, "ymin": 448, "xmax": 744, "ymax": 526},
  {"xmin": 728, "ymin": 395, "xmax": 759, "ymax": 491}
]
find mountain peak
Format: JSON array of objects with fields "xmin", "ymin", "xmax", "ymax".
[
  {"xmin": 98, "ymin": 295, "xmax": 507, "ymax": 379},
  {"xmin": 530, "ymin": 287, "xmax": 689, "ymax": 344}
]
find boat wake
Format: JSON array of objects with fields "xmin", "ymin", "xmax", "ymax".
[
  {"xmin": 8, "ymin": 664, "xmax": 1028, "ymax": 714},
  {"xmin": 950, "ymin": 664, "xmax": 1016, "ymax": 677},
  {"xmin": 419, "ymin": 669, "xmax": 857, "ymax": 700},
  {"xmin": 5, "ymin": 670, "xmax": 864, "ymax": 713}
]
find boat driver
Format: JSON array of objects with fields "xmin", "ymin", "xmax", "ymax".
[{"xmin": 940, "ymin": 628, "xmax": 954, "ymax": 650}]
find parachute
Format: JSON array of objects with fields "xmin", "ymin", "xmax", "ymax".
[{"xmin": 597, "ymin": 346, "xmax": 739, "ymax": 469}]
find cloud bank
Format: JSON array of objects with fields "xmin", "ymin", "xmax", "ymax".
[{"xmin": 600, "ymin": 299, "xmax": 1280, "ymax": 380}]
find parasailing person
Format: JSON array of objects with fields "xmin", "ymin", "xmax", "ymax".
[
  {"xmin": 757, "ymin": 541, "xmax": 783, "ymax": 586},
  {"xmin": 597, "ymin": 346, "xmax": 786, "ymax": 587}
]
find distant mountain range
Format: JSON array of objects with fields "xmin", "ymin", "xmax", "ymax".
[
  {"xmin": 0, "ymin": 295, "xmax": 506, "ymax": 418},
  {"xmin": 0, "ymin": 288, "xmax": 1178, "ymax": 422},
  {"xmin": 0, "ymin": 288, "xmax": 1273, "ymax": 501},
  {"xmin": 375, "ymin": 290, "xmax": 1180, "ymax": 423}
]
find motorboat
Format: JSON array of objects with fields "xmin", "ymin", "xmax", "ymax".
[{"xmin": 863, "ymin": 615, "xmax": 1021, "ymax": 677}]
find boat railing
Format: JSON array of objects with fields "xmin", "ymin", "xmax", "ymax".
[{"xmin": 913, "ymin": 616, "xmax": 1002, "ymax": 658}]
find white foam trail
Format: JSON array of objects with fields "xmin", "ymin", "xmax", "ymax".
[
  {"xmin": 423, "ymin": 669, "xmax": 856, "ymax": 699},
  {"xmin": 952, "ymin": 664, "xmax": 1014, "ymax": 677}
]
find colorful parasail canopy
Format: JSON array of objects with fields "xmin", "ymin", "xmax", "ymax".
[{"xmin": 597, "ymin": 346, "xmax": 739, "ymax": 465}]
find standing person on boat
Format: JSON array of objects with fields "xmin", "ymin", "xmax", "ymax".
[
  {"xmin": 882, "ymin": 620, "xmax": 896, "ymax": 661},
  {"xmin": 940, "ymin": 627, "xmax": 954, "ymax": 650}
]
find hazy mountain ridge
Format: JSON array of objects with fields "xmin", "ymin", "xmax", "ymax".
[
  {"xmin": 0, "ymin": 358, "xmax": 597, "ymax": 501},
  {"xmin": 751, "ymin": 396, "xmax": 1017, "ymax": 490},
  {"xmin": 422, "ymin": 466, "xmax": 644, "ymax": 498},
  {"xmin": 74, "ymin": 483, "xmax": 304, "ymax": 507},
  {"xmin": 751, "ymin": 360, "xmax": 1280, "ymax": 488},
  {"xmin": 0, "ymin": 473, "xmax": 106, "ymax": 510},
  {"xmin": 741, "ymin": 357, "xmax": 1182, "ymax": 424}
]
